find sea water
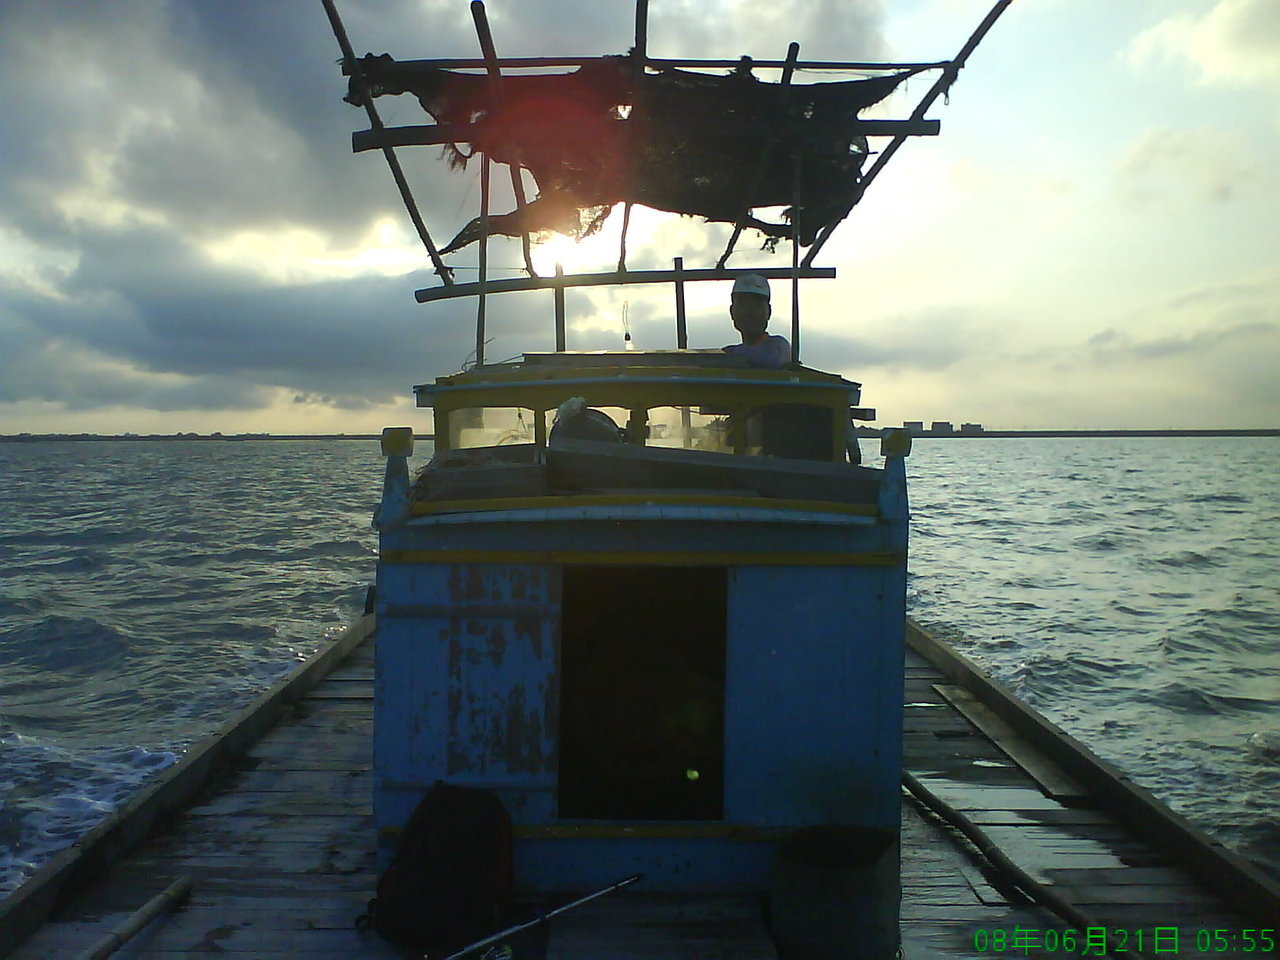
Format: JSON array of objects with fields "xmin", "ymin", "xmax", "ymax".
[
  {"xmin": 907, "ymin": 437, "xmax": 1280, "ymax": 880},
  {"xmin": 0, "ymin": 437, "xmax": 1277, "ymax": 897}
]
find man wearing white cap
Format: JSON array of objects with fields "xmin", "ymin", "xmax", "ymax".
[{"xmin": 723, "ymin": 274, "xmax": 791, "ymax": 368}]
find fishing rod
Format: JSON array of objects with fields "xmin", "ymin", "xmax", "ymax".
[{"xmin": 434, "ymin": 872, "xmax": 645, "ymax": 960}]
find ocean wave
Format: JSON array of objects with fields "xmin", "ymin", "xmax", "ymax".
[
  {"xmin": 1142, "ymin": 680, "xmax": 1277, "ymax": 717},
  {"xmin": 1247, "ymin": 732, "xmax": 1280, "ymax": 763},
  {"xmin": 1187, "ymin": 492, "xmax": 1251, "ymax": 505},
  {"xmin": 0, "ymin": 733, "xmax": 177, "ymax": 895},
  {"xmin": 1143, "ymin": 549, "xmax": 1223, "ymax": 569},
  {"xmin": 1109, "ymin": 602, "xmax": 1158, "ymax": 617},
  {"xmin": 1071, "ymin": 533, "xmax": 1131, "ymax": 552},
  {"xmin": 0, "ymin": 616, "xmax": 135, "ymax": 674}
]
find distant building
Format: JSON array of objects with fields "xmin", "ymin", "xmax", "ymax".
[
  {"xmin": 960, "ymin": 422, "xmax": 984, "ymax": 435},
  {"xmin": 929, "ymin": 421, "xmax": 955, "ymax": 435},
  {"xmin": 902, "ymin": 421, "xmax": 925, "ymax": 435}
]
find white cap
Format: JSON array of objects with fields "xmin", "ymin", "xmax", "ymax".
[{"xmin": 731, "ymin": 273, "xmax": 771, "ymax": 301}]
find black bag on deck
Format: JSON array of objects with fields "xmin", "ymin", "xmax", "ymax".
[{"xmin": 358, "ymin": 780, "xmax": 513, "ymax": 955}]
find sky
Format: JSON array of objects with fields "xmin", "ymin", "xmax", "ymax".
[{"xmin": 1, "ymin": 0, "xmax": 1278, "ymax": 434}]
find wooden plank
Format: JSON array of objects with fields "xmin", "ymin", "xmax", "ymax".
[
  {"xmin": 238, "ymin": 755, "xmax": 371, "ymax": 772},
  {"xmin": 547, "ymin": 893, "xmax": 776, "ymax": 960},
  {"xmin": 322, "ymin": 668, "xmax": 373, "ymax": 684},
  {"xmin": 95, "ymin": 864, "xmax": 377, "ymax": 893},
  {"xmin": 99, "ymin": 924, "xmax": 404, "ymax": 955},
  {"xmin": 934, "ymin": 684, "xmax": 1090, "ymax": 803},
  {"xmin": 307, "ymin": 681, "xmax": 373, "ymax": 699},
  {"xmin": 185, "ymin": 794, "xmax": 372, "ymax": 818},
  {"xmin": 908, "ymin": 780, "xmax": 1070, "ymax": 813},
  {"xmin": 278, "ymin": 711, "xmax": 373, "ymax": 730},
  {"xmin": 963, "ymin": 807, "xmax": 1119, "ymax": 827},
  {"xmin": 1056, "ymin": 883, "xmax": 1225, "ymax": 905},
  {"xmin": 1045, "ymin": 865, "xmax": 1211, "ymax": 886},
  {"xmin": 248, "ymin": 727, "xmax": 369, "ymax": 750},
  {"xmin": 227, "ymin": 768, "xmax": 371, "ymax": 793}
]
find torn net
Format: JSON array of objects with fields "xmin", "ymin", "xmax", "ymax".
[{"xmin": 350, "ymin": 54, "xmax": 920, "ymax": 254}]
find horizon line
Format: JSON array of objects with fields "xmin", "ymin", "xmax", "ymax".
[{"xmin": 2, "ymin": 427, "xmax": 1278, "ymax": 442}]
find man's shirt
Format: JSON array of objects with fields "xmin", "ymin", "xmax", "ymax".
[{"xmin": 723, "ymin": 334, "xmax": 791, "ymax": 369}]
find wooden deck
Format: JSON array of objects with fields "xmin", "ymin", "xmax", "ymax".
[
  {"xmin": 6, "ymin": 624, "xmax": 1277, "ymax": 959},
  {"xmin": 902, "ymin": 644, "xmax": 1279, "ymax": 959}
]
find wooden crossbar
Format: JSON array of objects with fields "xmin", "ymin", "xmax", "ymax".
[{"xmin": 415, "ymin": 266, "xmax": 836, "ymax": 303}]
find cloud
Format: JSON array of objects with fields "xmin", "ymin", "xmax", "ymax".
[
  {"xmin": 0, "ymin": 221, "xmax": 478, "ymax": 414},
  {"xmin": 799, "ymin": 304, "xmax": 1000, "ymax": 376},
  {"xmin": 0, "ymin": 0, "xmax": 482, "ymax": 423},
  {"xmin": 872, "ymin": 317, "xmax": 1280, "ymax": 430},
  {"xmin": 1113, "ymin": 128, "xmax": 1256, "ymax": 206},
  {"xmin": 984, "ymin": 281, "xmax": 1280, "ymax": 427},
  {"xmin": 845, "ymin": 271, "xmax": 1280, "ymax": 429},
  {"xmin": 1128, "ymin": 0, "xmax": 1280, "ymax": 88},
  {"xmin": 1084, "ymin": 320, "xmax": 1278, "ymax": 364}
]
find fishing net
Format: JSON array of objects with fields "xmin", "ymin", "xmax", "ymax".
[{"xmin": 349, "ymin": 54, "xmax": 920, "ymax": 253}]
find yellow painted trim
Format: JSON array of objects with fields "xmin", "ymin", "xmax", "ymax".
[
  {"xmin": 380, "ymin": 549, "xmax": 904, "ymax": 567},
  {"xmin": 433, "ymin": 363, "xmax": 852, "ymax": 389},
  {"xmin": 410, "ymin": 493, "xmax": 877, "ymax": 517}
]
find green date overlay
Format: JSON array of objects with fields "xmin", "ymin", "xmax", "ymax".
[{"xmin": 973, "ymin": 926, "xmax": 1276, "ymax": 955}]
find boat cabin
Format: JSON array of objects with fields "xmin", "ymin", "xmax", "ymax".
[{"xmin": 374, "ymin": 348, "xmax": 910, "ymax": 895}]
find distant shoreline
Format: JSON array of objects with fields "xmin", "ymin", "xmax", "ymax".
[
  {"xmin": 1, "ymin": 428, "xmax": 1276, "ymax": 443},
  {"xmin": 854, "ymin": 428, "xmax": 1280, "ymax": 439},
  {"xmin": 0, "ymin": 434, "xmax": 396, "ymax": 442}
]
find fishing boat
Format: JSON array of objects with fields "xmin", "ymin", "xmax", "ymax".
[
  {"xmin": 4, "ymin": 3, "xmax": 1279, "ymax": 959},
  {"xmin": 350, "ymin": 1, "xmax": 969, "ymax": 954}
]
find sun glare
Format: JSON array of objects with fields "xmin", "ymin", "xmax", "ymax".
[
  {"xmin": 524, "ymin": 203, "xmax": 682, "ymax": 277},
  {"xmin": 529, "ymin": 232, "xmax": 591, "ymax": 276}
]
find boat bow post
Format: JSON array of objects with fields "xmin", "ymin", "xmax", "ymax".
[{"xmin": 374, "ymin": 426, "xmax": 414, "ymax": 531}]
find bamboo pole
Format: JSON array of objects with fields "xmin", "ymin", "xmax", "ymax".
[
  {"xmin": 617, "ymin": 1, "xmax": 649, "ymax": 273},
  {"xmin": 471, "ymin": 1, "xmax": 537, "ymax": 278},
  {"xmin": 321, "ymin": 0, "xmax": 452, "ymax": 283},
  {"xmin": 476, "ymin": 151, "xmax": 490, "ymax": 366},
  {"xmin": 361, "ymin": 56, "xmax": 950, "ymax": 72},
  {"xmin": 801, "ymin": 0, "xmax": 1014, "ymax": 267},
  {"xmin": 554, "ymin": 262, "xmax": 566, "ymax": 351},
  {"xmin": 634, "ymin": 0, "xmax": 648, "ymax": 61},
  {"xmin": 717, "ymin": 41, "xmax": 800, "ymax": 269},
  {"xmin": 674, "ymin": 256, "xmax": 687, "ymax": 348},
  {"xmin": 72, "ymin": 877, "xmax": 194, "ymax": 960},
  {"xmin": 790, "ymin": 151, "xmax": 801, "ymax": 364},
  {"xmin": 617, "ymin": 202, "xmax": 634, "ymax": 272},
  {"xmin": 416, "ymin": 265, "xmax": 836, "ymax": 302}
]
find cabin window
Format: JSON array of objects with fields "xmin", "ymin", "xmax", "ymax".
[
  {"xmin": 558, "ymin": 565, "xmax": 727, "ymax": 820},
  {"xmin": 745, "ymin": 404, "xmax": 835, "ymax": 460},
  {"xmin": 643, "ymin": 407, "xmax": 733, "ymax": 453},
  {"xmin": 447, "ymin": 406, "xmax": 537, "ymax": 448},
  {"xmin": 547, "ymin": 404, "xmax": 628, "ymax": 446}
]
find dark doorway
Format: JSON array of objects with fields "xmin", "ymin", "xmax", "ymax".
[{"xmin": 558, "ymin": 565, "xmax": 727, "ymax": 820}]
